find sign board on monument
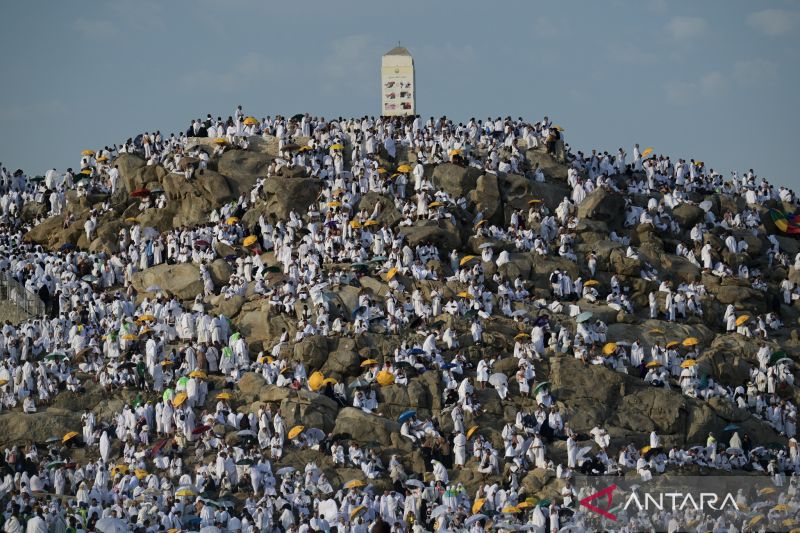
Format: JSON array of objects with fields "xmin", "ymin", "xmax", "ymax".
[{"xmin": 381, "ymin": 46, "xmax": 415, "ymax": 117}]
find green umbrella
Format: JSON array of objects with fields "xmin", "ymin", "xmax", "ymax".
[
  {"xmin": 177, "ymin": 376, "xmax": 189, "ymax": 388},
  {"xmin": 533, "ymin": 381, "xmax": 551, "ymax": 395},
  {"xmin": 162, "ymin": 388, "xmax": 174, "ymax": 402}
]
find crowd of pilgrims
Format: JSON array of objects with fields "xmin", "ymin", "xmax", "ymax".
[{"xmin": 0, "ymin": 107, "xmax": 799, "ymax": 532}]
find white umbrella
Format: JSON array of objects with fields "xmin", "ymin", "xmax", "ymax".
[
  {"xmin": 430, "ymin": 504, "xmax": 449, "ymax": 519},
  {"xmin": 199, "ymin": 527, "xmax": 222, "ymax": 533},
  {"xmin": 479, "ymin": 243, "xmax": 494, "ymax": 249},
  {"xmin": 305, "ymin": 428, "xmax": 325, "ymax": 441},
  {"xmin": 405, "ymin": 479, "xmax": 425, "ymax": 489},
  {"xmin": 465, "ymin": 514, "xmax": 488, "ymax": 526},
  {"xmin": 489, "ymin": 372, "xmax": 508, "ymax": 388},
  {"xmin": 96, "ymin": 518, "xmax": 128, "ymax": 533},
  {"xmin": 276, "ymin": 466, "xmax": 295, "ymax": 476}
]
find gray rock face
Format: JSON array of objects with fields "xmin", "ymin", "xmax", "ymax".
[{"xmin": 576, "ymin": 188, "xmax": 626, "ymax": 227}]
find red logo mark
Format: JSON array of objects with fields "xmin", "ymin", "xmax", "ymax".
[{"xmin": 579, "ymin": 484, "xmax": 618, "ymax": 521}]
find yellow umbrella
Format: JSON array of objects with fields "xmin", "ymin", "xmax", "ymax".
[
  {"xmin": 81, "ymin": 149, "xmax": 95, "ymax": 156},
  {"xmin": 642, "ymin": 147, "xmax": 654, "ymax": 157},
  {"xmin": 62, "ymin": 431, "xmax": 79, "ymax": 443},
  {"xmin": 514, "ymin": 332, "xmax": 530, "ymax": 341},
  {"xmin": 175, "ymin": 488, "xmax": 197, "ymax": 497},
  {"xmin": 460, "ymin": 255, "xmax": 478, "ymax": 266},
  {"xmin": 360, "ymin": 359, "xmax": 378, "ymax": 367},
  {"xmin": 428, "ymin": 201, "xmax": 444, "ymax": 208},
  {"xmin": 648, "ymin": 328, "xmax": 665, "ymax": 335},
  {"xmin": 330, "ymin": 143, "xmax": 344, "ymax": 150},
  {"xmin": 96, "ymin": 155, "xmax": 109, "ymax": 162},
  {"xmin": 111, "ymin": 464, "xmax": 129, "ymax": 476},
  {"xmin": 172, "ymin": 392, "xmax": 188, "ymax": 407},
  {"xmin": 602, "ymin": 342, "xmax": 617, "ymax": 355},
  {"xmin": 134, "ymin": 469, "xmax": 148, "ymax": 480},
  {"xmin": 160, "ymin": 360, "xmax": 173, "ymax": 366},
  {"xmin": 472, "ymin": 498, "xmax": 486, "ymax": 514},
  {"xmin": 350, "ymin": 505, "xmax": 366, "ymax": 520},
  {"xmin": 345, "ymin": 479, "xmax": 366, "ymax": 489},
  {"xmin": 328, "ymin": 201, "xmax": 342, "ymax": 208},
  {"xmin": 189, "ymin": 370, "xmax": 207, "ymax": 379},
  {"xmin": 243, "ymin": 116, "xmax": 258, "ymax": 126},
  {"xmin": 216, "ymin": 392, "xmax": 233, "ymax": 400},
  {"xmin": 680, "ymin": 359, "xmax": 697, "ymax": 368},
  {"xmin": 456, "ymin": 291, "xmax": 473, "ymax": 299},
  {"xmin": 124, "ymin": 217, "xmax": 138, "ymax": 223},
  {"xmin": 736, "ymin": 315, "xmax": 750, "ymax": 326},
  {"xmin": 448, "ymin": 149, "xmax": 461, "ymax": 156},
  {"xmin": 350, "ymin": 220, "xmax": 362, "ymax": 229},
  {"xmin": 213, "ymin": 137, "xmax": 227, "ymax": 145},
  {"xmin": 364, "ymin": 220, "xmax": 379, "ymax": 227},
  {"xmin": 640, "ymin": 445, "xmax": 652, "ymax": 455},
  {"xmin": 322, "ymin": 377, "xmax": 338, "ymax": 385},
  {"xmin": 517, "ymin": 501, "xmax": 532, "ymax": 509},
  {"xmin": 773, "ymin": 503, "xmax": 790, "ymax": 512},
  {"xmin": 467, "ymin": 425, "xmax": 479, "ymax": 439},
  {"xmin": 552, "ymin": 125, "xmax": 565, "ymax": 132},
  {"xmin": 397, "ymin": 164, "xmax": 412, "ymax": 173},
  {"xmin": 243, "ymin": 235, "xmax": 258, "ymax": 247},
  {"xmin": 682, "ymin": 337, "xmax": 699, "ymax": 347},
  {"xmin": 139, "ymin": 327, "xmax": 152, "ymax": 335},
  {"xmin": 225, "ymin": 216, "xmax": 239, "ymax": 225},
  {"xmin": 502, "ymin": 506, "xmax": 520, "ymax": 514},
  {"xmin": 646, "ymin": 361, "xmax": 662, "ymax": 368},
  {"xmin": 474, "ymin": 220, "xmax": 487, "ymax": 228},
  {"xmin": 583, "ymin": 279, "xmax": 600, "ymax": 287},
  {"xmin": 80, "ymin": 168, "xmax": 92, "ymax": 175},
  {"xmin": 257, "ymin": 354, "xmax": 274, "ymax": 364},
  {"xmin": 528, "ymin": 199, "xmax": 543, "ymax": 204},
  {"xmin": 386, "ymin": 267, "xmax": 398, "ymax": 281},
  {"xmin": 748, "ymin": 515, "xmax": 765, "ymax": 527},
  {"xmin": 376, "ymin": 371, "xmax": 395, "ymax": 386},
  {"xmin": 665, "ymin": 341, "xmax": 679, "ymax": 349},
  {"xmin": 137, "ymin": 314, "xmax": 156, "ymax": 322},
  {"xmin": 377, "ymin": 167, "xmax": 387, "ymax": 174},
  {"xmin": 308, "ymin": 371, "xmax": 325, "ymax": 391},
  {"xmin": 122, "ymin": 334, "xmax": 137, "ymax": 341},
  {"xmin": 0, "ymin": 379, "xmax": 8, "ymax": 386},
  {"xmin": 758, "ymin": 487, "xmax": 777, "ymax": 495},
  {"xmin": 288, "ymin": 425, "xmax": 305, "ymax": 439}
]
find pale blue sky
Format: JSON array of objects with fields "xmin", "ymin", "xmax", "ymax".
[{"xmin": 1, "ymin": 1, "xmax": 798, "ymax": 186}]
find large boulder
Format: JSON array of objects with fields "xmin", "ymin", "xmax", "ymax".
[
  {"xmin": 671, "ymin": 203, "xmax": 705, "ymax": 228},
  {"xmin": 577, "ymin": 188, "xmax": 626, "ymax": 228},
  {"xmin": 398, "ymin": 221, "xmax": 462, "ymax": 250},
  {"xmin": 216, "ymin": 150, "xmax": 273, "ymax": 197},
  {"xmin": 131, "ymin": 263, "xmax": 203, "ymax": 300},
  {"xmin": 431, "ymin": 163, "xmax": 482, "ymax": 198},
  {"xmin": 469, "ymin": 174, "xmax": 503, "ymax": 225},
  {"xmin": 247, "ymin": 177, "xmax": 323, "ymax": 223},
  {"xmin": 332, "ymin": 407, "xmax": 401, "ymax": 447}
]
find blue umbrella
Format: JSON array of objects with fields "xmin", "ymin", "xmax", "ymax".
[
  {"xmin": 60, "ymin": 243, "xmax": 75, "ymax": 251},
  {"xmin": 576, "ymin": 311, "xmax": 593, "ymax": 323},
  {"xmin": 398, "ymin": 410, "xmax": 416, "ymax": 423},
  {"xmin": 409, "ymin": 348, "xmax": 425, "ymax": 355},
  {"xmin": 724, "ymin": 424, "xmax": 739, "ymax": 431}
]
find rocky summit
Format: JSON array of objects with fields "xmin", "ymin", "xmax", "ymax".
[{"xmin": 0, "ymin": 113, "xmax": 799, "ymax": 532}]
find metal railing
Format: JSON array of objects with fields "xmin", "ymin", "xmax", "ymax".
[{"xmin": 0, "ymin": 272, "xmax": 46, "ymax": 321}]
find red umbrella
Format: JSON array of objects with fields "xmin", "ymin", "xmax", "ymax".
[
  {"xmin": 192, "ymin": 424, "xmax": 211, "ymax": 435},
  {"xmin": 194, "ymin": 239, "xmax": 210, "ymax": 248},
  {"xmin": 131, "ymin": 188, "xmax": 150, "ymax": 198}
]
